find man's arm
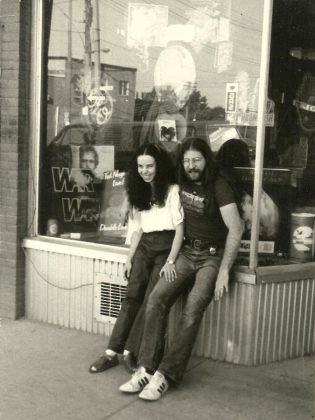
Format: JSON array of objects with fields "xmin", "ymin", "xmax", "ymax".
[{"xmin": 215, "ymin": 203, "xmax": 244, "ymax": 301}]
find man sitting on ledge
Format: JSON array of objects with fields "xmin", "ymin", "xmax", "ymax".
[{"xmin": 119, "ymin": 137, "xmax": 244, "ymax": 401}]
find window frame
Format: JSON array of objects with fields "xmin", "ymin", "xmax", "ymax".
[
  {"xmin": 29, "ymin": 0, "xmax": 277, "ymax": 271},
  {"xmin": 119, "ymin": 80, "xmax": 130, "ymax": 96}
]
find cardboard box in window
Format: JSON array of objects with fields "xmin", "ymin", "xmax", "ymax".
[{"xmin": 233, "ymin": 167, "xmax": 292, "ymax": 255}]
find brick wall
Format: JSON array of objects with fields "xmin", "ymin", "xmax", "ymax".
[{"xmin": 0, "ymin": 0, "xmax": 31, "ymax": 318}]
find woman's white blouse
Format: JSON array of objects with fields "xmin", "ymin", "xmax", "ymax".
[{"xmin": 132, "ymin": 184, "xmax": 184, "ymax": 233}]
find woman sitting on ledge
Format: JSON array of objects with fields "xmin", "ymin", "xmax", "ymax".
[{"xmin": 89, "ymin": 143, "xmax": 184, "ymax": 374}]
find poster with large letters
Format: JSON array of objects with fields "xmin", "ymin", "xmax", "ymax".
[{"xmin": 47, "ymin": 143, "xmax": 114, "ymax": 237}]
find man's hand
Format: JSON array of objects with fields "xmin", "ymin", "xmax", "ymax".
[
  {"xmin": 214, "ymin": 269, "xmax": 229, "ymax": 301},
  {"xmin": 160, "ymin": 262, "xmax": 177, "ymax": 282}
]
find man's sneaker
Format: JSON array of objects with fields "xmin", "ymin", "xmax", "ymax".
[
  {"xmin": 139, "ymin": 371, "xmax": 169, "ymax": 401},
  {"xmin": 119, "ymin": 367, "xmax": 152, "ymax": 393}
]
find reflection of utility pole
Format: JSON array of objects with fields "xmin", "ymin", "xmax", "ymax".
[
  {"xmin": 92, "ymin": 0, "xmax": 101, "ymax": 89},
  {"xmin": 66, "ymin": 0, "xmax": 72, "ymax": 124},
  {"xmin": 85, "ymin": 0, "xmax": 92, "ymax": 69},
  {"xmin": 84, "ymin": 0, "xmax": 92, "ymax": 104}
]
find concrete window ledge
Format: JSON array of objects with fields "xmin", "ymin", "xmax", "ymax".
[
  {"xmin": 23, "ymin": 236, "xmax": 315, "ymax": 285},
  {"xmin": 22, "ymin": 236, "xmax": 129, "ymax": 263},
  {"xmin": 256, "ymin": 262, "xmax": 315, "ymax": 284}
]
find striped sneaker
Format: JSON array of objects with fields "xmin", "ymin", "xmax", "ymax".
[
  {"xmin": 119, "ymin": 367, "xmax": 152, "ymax": 394},
  {"xmin": 139, "ymin": 371, "xmax": 169, "ymax": 401}
]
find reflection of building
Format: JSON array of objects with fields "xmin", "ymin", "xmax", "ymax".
[{"xmin": 47, "ymin": 57, "xmax": 137, "ymax": 141}]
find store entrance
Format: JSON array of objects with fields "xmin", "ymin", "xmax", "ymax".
[{"xmin": 268, "ymin": 0, "xmax": 315, "ymax": 207}]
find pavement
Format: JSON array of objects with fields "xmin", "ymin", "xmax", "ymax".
[{"xmin": 0, "ymin": 318, "xmax": 314, "ymax": 420}]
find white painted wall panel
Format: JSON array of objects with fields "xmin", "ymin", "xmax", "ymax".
[{"xmin": 26, "ymin": 248, "xmax": 118, "ymax": 336}]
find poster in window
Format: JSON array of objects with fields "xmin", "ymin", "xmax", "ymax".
[
  {"xmin": 70, "ymin": 144, "xmax": 114, "ymax": 181},
  {"xmin": 47, "ymin": 144, "xmax": 114, "ymax": 237},
  {"xmin": 98, "ymin": 170, "xmax": 128, "ymax": 244},
  {"xmin": 158, "ymin": 119, "xmax": 177, "ymax": 142}
]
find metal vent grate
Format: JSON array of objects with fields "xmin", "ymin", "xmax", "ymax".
[
  {"xmin": 94, "ymin": 273, "xmax": 127, "ymax": 323},
  {"xmin": 100, "ymin": 282, "xmax": 126, "ymax": 318}
]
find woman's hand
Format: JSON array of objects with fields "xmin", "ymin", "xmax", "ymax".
[
  {"xmin": 160, "ymin": 262, "xmax": 177, "ymax": 282},
  {"xmin": 124, "ymin": 259, "xmax": 132, "ymax": 281}
]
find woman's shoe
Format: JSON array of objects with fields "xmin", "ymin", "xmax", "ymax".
[
  {"xmin": 89, "ymin": 354, "xmax": 119, "ymax": 373},
  {"xmin": 122, "ymin": 353, "xmax": 138, "ymax": 373}
]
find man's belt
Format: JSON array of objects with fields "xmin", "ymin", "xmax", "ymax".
[{"xmin": 184, "ymin": 238, "xmax": 219, "ymax": 254}]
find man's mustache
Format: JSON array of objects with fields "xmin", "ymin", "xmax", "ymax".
[{"xmin": 187, "ymin": 169, "xmax": 201, "ymax": 174}]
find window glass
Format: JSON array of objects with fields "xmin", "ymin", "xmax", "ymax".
[
  {"xmin": 39, "ymin": 0, "xmax": 266, "ymax": 250},
  {"xmin": 119, "ymin": 81, "xmax": 130, "ymax": 96},
  {"xmin": 257, "ymin": 0, "xmax": 315, "ymax": 266}
]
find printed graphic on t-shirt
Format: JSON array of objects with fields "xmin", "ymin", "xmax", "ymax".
[{"xmin": 181, "ymin": 190, "xmax": 205, "ymax": 214}]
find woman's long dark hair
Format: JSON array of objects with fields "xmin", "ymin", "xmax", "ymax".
[
  {"xmin": 178, "ymin": 137, "xmax": 218, "ymax": 188},
  {"xmin": 216, "ymin": 138, "xmax": 251, "ymax": 211},
  {"xmin": 126, "ymin": 143, "xmax": 176, "ymax": 211}
]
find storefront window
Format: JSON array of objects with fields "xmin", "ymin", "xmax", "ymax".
[{"xmin": 39, "ymin": 0, "xmax": 269, "ymax": 252}]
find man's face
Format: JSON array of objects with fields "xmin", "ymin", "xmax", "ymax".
[
  {"xmin": 182, "ymin": 149, "xmax": 206, "ymax": 182},
  {"xmin": 81, "ymin": 151, "xmax": 96, "ymax": 171}
]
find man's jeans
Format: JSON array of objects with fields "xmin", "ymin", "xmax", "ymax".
[
  {"xmin": 138, "ymin": 244, "xmax": 223, "ymax": 383},
  {"xmin": 108, "ymin": 230, "xmax": 175, "ymax": 355}
]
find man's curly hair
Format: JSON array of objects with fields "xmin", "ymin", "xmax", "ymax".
[{"xmin": 126, "ymin": 143, "xmax": 176, "ymax": 211}]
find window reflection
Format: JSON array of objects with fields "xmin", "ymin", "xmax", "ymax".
[{"xmin": 41, "ymin": 0, "xmax": 267, "ymax": 248}]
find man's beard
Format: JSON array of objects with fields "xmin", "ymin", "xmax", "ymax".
[{"xmin": 186, "ymin": 169, "xmax": 203, "ymax": 181}]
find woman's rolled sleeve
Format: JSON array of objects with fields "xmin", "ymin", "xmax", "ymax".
[{"xmin": 169, "ymin": 185, "xmax": 184, "ymax": 227}]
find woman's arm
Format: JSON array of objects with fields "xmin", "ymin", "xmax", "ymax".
[
  {"xmin": 159, "ymin": 221, "xmax": 184, "ymax": 282},
  {"xmin": 124, "ymin": 228, "xmax": 143, "ymax": 280},
  {"xmin": 167, "ymin": 221, "xmax": 184, "ymax": 264}
]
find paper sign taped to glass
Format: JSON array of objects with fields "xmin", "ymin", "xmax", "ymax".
[{"xmin": 225, "ymin": 77, "xmax": 275, "ymax": 126}]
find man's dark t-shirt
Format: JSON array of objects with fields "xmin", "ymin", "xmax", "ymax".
[{"xmin": 181, "ymin": 176, "xmax": 235, "ymax": 247}]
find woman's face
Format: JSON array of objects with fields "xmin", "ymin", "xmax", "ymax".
[{"xmin": 137, "ymin": 154, "xmax": 156, "ymax": 183}]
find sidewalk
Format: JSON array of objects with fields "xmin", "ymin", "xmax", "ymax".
[{"xmin": 0, "ymin": 318, "xmax": 314, "ymax": 420}]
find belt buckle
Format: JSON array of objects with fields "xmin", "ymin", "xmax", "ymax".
[
  {"xmin": 209, "ymin": 246, "xmax": 217, "ymax": 255},
  {"xmin": 193, "ymin": 239, "xmax": 202, "ymax": 250}
]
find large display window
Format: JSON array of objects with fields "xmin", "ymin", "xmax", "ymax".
[
  {"xmin": 36, "ymin": 0, "xmax": 315, "ymax": 268},
  {"xmin": 38, "ymin": 0, "xmax": 263, "ymax": 248}
]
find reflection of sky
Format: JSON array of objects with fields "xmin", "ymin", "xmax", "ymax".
[{"xmin": 49, "ymin": 0, "xmax": 264, "ymax": 108}]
